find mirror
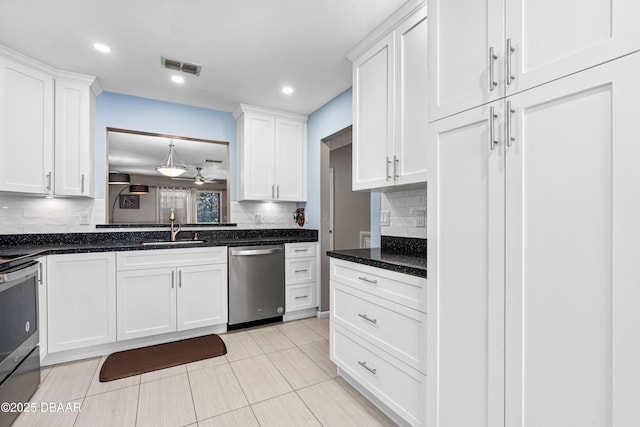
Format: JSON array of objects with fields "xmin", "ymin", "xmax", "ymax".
[{"xmin": 106, "ymin": 128, "xmax": 230, "ymax": 225}]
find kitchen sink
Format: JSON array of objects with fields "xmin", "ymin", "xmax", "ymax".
[{"xmin": 140, "ymin": 240, "xmax": 207, "ymax": 246}]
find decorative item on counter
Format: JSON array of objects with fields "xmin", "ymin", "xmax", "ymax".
[{"xmin": 293, "ymin": 208, "xmax": 305, "ymax": 227}]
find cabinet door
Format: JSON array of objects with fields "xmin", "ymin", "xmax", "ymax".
[
  {"xmin": 47, "ymin": 253, "xmax": 116, "ymax": 353},
  {"xmin": 274, "ymin": 117, "xmax": 306, "ymax": 201},
  {"xmin": 352, "ymin": 33, "xmax": 395, "ymax": 191},
  {"xmin": 394, "ymin": 8, "xmax": 428, "ymax": 186},
  {"xmin": 0, "ymin": 58, "xmax": 54, "ymax": 194},
  {"xmin": 426, "ymin": 102, "xmax": 505, "ymax": 427},
  {"xmin": 427, "ymin": 0, "xmax": 504, "ymax": 122},
  {"xmin": 505, "ymin": 54, "xmax": 640, "ymax": 427},
  {"xmin": 505, "ymin": 0, "xmax": 640, "ymax": 97},
  {"xmin": 240, "ymin": 112, "xmax": 276, "ymax": 200},
  {"xmin": 116, "ymin": 267, "xmax": 176, "ymax": 340},
  {"xmin": 177, "ymin": 264, "xmax": 228, "ymax": 331},
  {"xmin": 54, "ymin": 78, "xmax": 94, "ymax": 197}
]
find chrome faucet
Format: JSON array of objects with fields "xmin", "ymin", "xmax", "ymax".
[{"xmin": 169, "ymin": 208, "xmax": 181, "ymax": 241}]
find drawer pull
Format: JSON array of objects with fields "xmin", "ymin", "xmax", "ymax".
[
  {"xmin": 294, "ymin": 269, "xmax": 309, "ymax": 273},
  {"xmin": 295, "ymin": 295, "xmax": 308, "ymax": 299},
  {"xmin": 358, "ymin": 361, "xmax": 377, "ymax": 375},
  {"xmin": 294, "ymin": 249, "xmax": 308, "ymax": 252},
  {"xmin": 358, "ymin": 276, "xmax": 377, "ymax": 284},
  {"xmin": 358, "ymin": 313, "xmax": 377, "ymax": 324}
]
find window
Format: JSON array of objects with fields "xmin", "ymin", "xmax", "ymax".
[
  {"xmin": 156, "ymin": 187, "xmax": 220, "ymax": 223},
  {"xmin": 157, "ymin": 187, "xmax": 193, "ymax": 223},
  {"xmin": 195, "ymin": 191, "xmax": 220, "ymax": 223}
]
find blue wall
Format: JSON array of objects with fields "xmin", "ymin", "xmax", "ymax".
[
  {"xmin": 95, "ymin": 92, "xmax": 236, "ymax": 199},
  {"xmin": 305, "ymin": 88, "xmax": 381, "ymax": 247}
]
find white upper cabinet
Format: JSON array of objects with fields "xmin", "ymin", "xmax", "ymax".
[
  {"xmin": 395, "ymin": 9, "xmax": 429, "ymax": 186},
  {"xmin": 0, "ymin": 55, "xmax": 54, "ymax": 194},
  {"xmin": 54, "ymin": 74, "xmax": 98, "ymax": 197},
  {"xmin": 352, "ymin": 33, "xmax": 395, "ymax": 190},
  {"xmin": 0, "ymin": 45, "xmax": 99, "ymax": 197},
  {"xmin": 234, "ymin": 104, "xmax": 307, "ymax": 202},
  {"xmin": 428, "ymin": 0, "xmax": 503, "ymax": 122},
  {"xmin": 351, "ymin": 4, "xmax": 427, "ymax": 191},
  {"xmin": 428, "ymin": 0, "xmax": 640, "ymax": 122},
  {"xmin": 505, "ymin": 0, "xmax": 640, "ymax": 97}
]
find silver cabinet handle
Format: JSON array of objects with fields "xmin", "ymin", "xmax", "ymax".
[
  {"xmin": 171, "ymin": 271, "xmax": 175, "ymax": 288},
  {"xmin": 37, "ymin": 263, "xmax": 43, "ymax": 285},
  {"xmin": 393, "ymin": 155, "xmax": 399, "ymax": 181},
  {"xmin": 506, "ymin": 38, "xmax": 516, "ymax": 85},
  {"xmin": 358, "ymin": 361, "xmax": 377, "ymax": 375},
  {"xmin": 294, "ymin": 269, "xmax": 309, "ymax": 273},
  {"xmin": 358, "ymin": 313, "xmax": 377, "ymax": 324},
  {"xmin": 272, "ymin": 184, "xmax": 275, "ymax": 199},
  {"xmin": 276, "ymin": 184, "xmax": 279, "ymax": 199},
  {"xmin": 295, "ymin": 295, "xmax": 308, "ymax": 299},
  {"xmin": 294, "ymin": 249, "xmax": 307, "ymax": 252},
  {"xmin": 385, "ymin": 156, "xmax": 392, "ymax": 181},
  {"xmin": 358, "ymin": 276, "xmax": 377, "ymax": 284},
  {"xmin": 46, "ymin": 171, "xmax": 52, "ymax": 192},
  {"xmin": 488, "ymin": 46, "xmax": 498, "ymax": 91},
  {"xmin": 178, "ymin": 270, "xmax": 182, "ymax": 288},
  {"xmin": 489, "ymin": 106, "xmax": 498, "ymax": 151},
  {"xmin": 506, "ymin": 101, "xmax": 516, "ymax": 147},
  {"xmin": 81, "ymin": 174, "xmax": 85, "ymax": 193},
  {"xmin": 231, "ymin": 247, "xmax": 284, "ymax": 256}
]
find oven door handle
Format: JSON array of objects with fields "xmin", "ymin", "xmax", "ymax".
[{"xmin": 0, "ymin": 262, "xmax": 40, "ymax": 285}]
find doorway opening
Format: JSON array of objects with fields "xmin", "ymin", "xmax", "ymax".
[{"xmin": 319, "ymin": 125, "xmax": 371, "ymax": 312}]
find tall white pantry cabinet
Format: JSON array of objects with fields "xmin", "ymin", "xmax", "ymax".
[{"xmin": 426, "ymin": 1, "xmax": 640, "ymax": 426}]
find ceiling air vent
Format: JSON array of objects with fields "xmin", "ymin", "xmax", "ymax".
[{"xmin": 161, "ymin": 57, "xmax": 202, "ymax": 76}]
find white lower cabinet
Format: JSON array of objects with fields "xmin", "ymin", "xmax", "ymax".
[
  {"xmin": 284, "ymin": 243, "xmax": 317, "ymax": 317},
  {"xmin": 116, "ymin": 247, "xmax": 228, "ymax": 341},
  {"xmin": 330, "ymin": 257, "xmax": 426, "ymax": 426},
  {"xmin": 427, "ymin": 52, "xmax": 640, "ymax": 427},
  {"xmin": 332, "ymin": 325, "xmax": 426, "ymax": 426},
  {"xmin": 46, "ymin": 252, "xmax": 116, "ymax": 353}
]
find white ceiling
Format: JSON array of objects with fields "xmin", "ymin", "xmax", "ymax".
[
  {"xmin": 108, "ymin": 130, "xmax": 228, "ymax": 180},
  {"xmin": 0, "ymin": 0, "xmax": 408, "ymax": 115}
]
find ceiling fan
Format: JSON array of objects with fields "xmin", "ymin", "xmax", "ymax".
[{"xmin": 171, "ymin": 166, "xmax": 225, "ymax": 185}]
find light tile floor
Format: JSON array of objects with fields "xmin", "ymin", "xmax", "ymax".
[{"xmin": 14, "ymin": 317, "xmax": 396, "ymax": 427}]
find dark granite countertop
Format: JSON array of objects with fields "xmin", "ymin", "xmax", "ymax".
[
  {"xmin": 327, "ymin": 236, "xmax": 427, "ymax": 278},
  {"xmin": 0, "ymin": 229, "xmax": 318, "ymax": 269}
]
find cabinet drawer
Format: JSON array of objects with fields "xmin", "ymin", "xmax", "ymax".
[
  {"xmin": 117, "ymin": 247, "xmax": 227, "ymax": 271},
  {"xmin": 285, "ymin": 242, "xmax": 316, "ymax": 258},
  {"xmin": 331, "ymin": 324, "xmax": 425, "ymax": 426},
  {"xmin": 285, "ymin": 257, "xmax": 316, "ymax": 284},
  {"xmin": 286, "ymin": 283, "xmax": 316, "ymax": 312},
  {"xmin": 331, "ymin": 281, "xmax": 426, "ymax": 373},
  {"xmin": 330, "ymin": 258, "xmax": 426, "ymax": 312}
]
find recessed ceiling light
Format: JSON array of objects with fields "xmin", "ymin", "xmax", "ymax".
[
  {"xmin": 171, "ymin": 75, "xmax": 185, "ymax": 84},
  {"xmin": 282, "ymin": 86, "xmax": 294, "ymax": 95},
  {"xmin": 93, "ymin": 43, "xmax": 111, "ymax": 53}
]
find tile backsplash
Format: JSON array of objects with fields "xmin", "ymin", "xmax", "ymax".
[
  {"xmin": 0, "ymin": 195, "xmax": 106, "ymax": 234},
  {"xmin": 380, "ymin": 188, "xmax": 427, "ymax": 239},
  {"xmin": 230, "ymin": 201, "xmax": 298, "ymax": 229},
  {"xmin": 0, "ymin": 195, "xmax": 299, "ymax": 234}
]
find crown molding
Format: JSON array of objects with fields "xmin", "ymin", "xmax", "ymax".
[{"xmin": 346, "ymin": 0, "xmax": 427, "ymax": 61}]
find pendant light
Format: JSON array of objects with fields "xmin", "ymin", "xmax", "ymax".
[
  {"xmin": 108, "ymin": 172, "xmax": 131, "ymax": 184},
  {"xmin": 155, "ymin": 140, "xmax": 187, "ymax": 177}
]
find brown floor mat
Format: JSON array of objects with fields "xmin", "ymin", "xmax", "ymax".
[{"xmin": 99, "ymin": 334, "xmax": 227, "ymax": 382}]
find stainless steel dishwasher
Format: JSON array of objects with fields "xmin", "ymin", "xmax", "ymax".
[{"xmin": 228, "ymin": 245, "xmax": 285, "ymax": 329}]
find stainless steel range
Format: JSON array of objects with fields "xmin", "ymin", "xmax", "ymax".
[{"xmin": 0, "ymin": 256, "xmax": 41, "ymax": 427}]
